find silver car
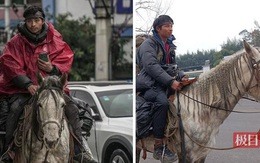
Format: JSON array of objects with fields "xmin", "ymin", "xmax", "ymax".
[{"xmin": 68, "ymin": 83, "xmax": 133, "ymax": 163}]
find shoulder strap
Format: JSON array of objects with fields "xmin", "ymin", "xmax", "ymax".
[
  {"xmin": 151, "ymin": 37, "xmax": 164, "ymax": 64},
  {"xmin": 136, "ymin": 47, "xmax": 142, "ymax": 74},
  {"xmin": 136, "ymin": 47, "xmax": 142, "ymax": 66}
]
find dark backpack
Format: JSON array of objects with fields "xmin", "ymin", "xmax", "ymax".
[
  {"xmin": 0, "ymin": 97, "xmax": 8, "ymax": 131},
  {"xmin": 136, "ymin": 35, "xmax": 160, "ymax": 74},
  {"xmin": 136, "ymin": 35, "xmax": 147, "ymax": 74},
  {"xmin": 72, "ymin": 97, "xmax": 93, "ymax": 137}
]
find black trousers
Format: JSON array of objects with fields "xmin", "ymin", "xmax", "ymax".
[
  {"xmin": 143, "ymin": 85, "xmax": 169, "ymax": 139},
  {"xmin": 5, "ymin": 93, "xmax": 82, "ymax": 148},
  {"xmin": 5, "ymin": 94, "xmax": 31, "ymax": 147}
]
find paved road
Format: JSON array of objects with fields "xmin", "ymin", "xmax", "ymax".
[{"xmin": 138, "ymin": 99, "xmax": 260, "ymax": 163}]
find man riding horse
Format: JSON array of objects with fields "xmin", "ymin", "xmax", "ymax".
[
  {"xmin": 0, "ymin": 5, "xmax": 96, "ymax": 163},
  {"xmin": 136, "ymin": 15, "xmax": 189, "ymax": 162}
]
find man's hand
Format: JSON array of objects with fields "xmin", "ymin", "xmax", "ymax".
[
  {"xmin": 38, "ymin": 56, "xmax": 53, "ymax": 73},
  {"xmin": 181, "ymin": 75, "xmax": 189, "ymax": 82},
  {"xmin": 171, "ymin": 80, "xmax": 183, "ymax": 91},
  {"xmin": 27, "ymin": 85, "xmax": 38, "ymax": 95}
]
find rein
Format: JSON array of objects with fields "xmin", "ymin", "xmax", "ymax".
[
  {"xmin": 177, "ymin": 52, "xmax": 260, "ymax": 114},
  {"xmin": 242, "ymin": 96, "xmax": 259, "ymax": 102},
  {"xmin": 177, "ymin": 92, "xmax": 186, "ymax": 163},
  {"xmin": 179, "ymin": 91, "xmax": 260, "ymax": 113},
  {"xmin": 177, "ymin": 54, "xmax": 260, "ymax": 153}
]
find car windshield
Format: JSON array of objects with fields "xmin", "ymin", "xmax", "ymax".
[{"xmin": 96, "ymin": 89, "xmax": 133, "ymax": 117}]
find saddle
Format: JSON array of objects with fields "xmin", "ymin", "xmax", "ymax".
[{"xmin": 137, "ymin": 78, "xmax": 197, "ymax": 160}]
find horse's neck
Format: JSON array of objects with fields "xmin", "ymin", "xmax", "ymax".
[{"xmin": 179, "ymin": 52, "xmax": 254, "ymax": 123}]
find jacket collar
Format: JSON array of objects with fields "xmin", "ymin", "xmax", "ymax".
[
  {"xmin": 152, "ymin": 30, "xmax": 176, "ymax": 47},
  {"xmin": 17, "ymin": 22, "xmax": 49, "ymax": 45}
]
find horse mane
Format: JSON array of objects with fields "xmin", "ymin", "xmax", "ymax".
[
  {"xmin": 37, "ymin": 75, "xmax": 64, "ymax": 105},
  {"xmin": 183, "ymin": 49, "xmax": 253, "ymax": 112},
  {"xmin": 38, "ymin": 75, "xmax": 64, "ymax": 93}
]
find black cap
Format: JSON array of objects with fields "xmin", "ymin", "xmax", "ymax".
[{"xmin": 153, "ymin": 15, "xmax": 173, "ymax": 31}]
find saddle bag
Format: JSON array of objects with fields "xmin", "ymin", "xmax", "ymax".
[
  {"xmin": 136, "ymin": 95, "xmax": 154, "ymax": 140},
  {"xmin": 72, "ymin": 97, "xmax": 93, "ymax": 137},
  {"xmin": 0, "ymin": 96, "xmax": 8, "ymax": 131}
]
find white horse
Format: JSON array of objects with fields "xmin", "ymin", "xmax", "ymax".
[
  {"xmin": 14, "ymin": 73, "xmax": 71, "ymax": 163},
  {"xmin": 136, "ymin": 40, "xmax": 260, "ymax": 163}
]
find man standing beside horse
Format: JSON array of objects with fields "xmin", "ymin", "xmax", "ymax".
[
  {"xmin": 136, "ymin": 15, "xmax": 188, "ymax": 162},
  {"xmin": 0, "ymin": 5, "xmax": 95, "ymax": 162}
]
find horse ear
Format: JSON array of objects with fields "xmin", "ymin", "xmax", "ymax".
[
  {"xmin": 243, "ymin": 40, "xmax": 260, "ymax": 61},
  {"xmin": 243, "ymin": 40, "xmax": 251, "ymax": 53},
  {"xmin": 60, "ymin": 73, "xmax": 67, "ymax": 87},
  {"xmin": 37, "ymin": 72, "xmax": 44, "ymax": 85}
]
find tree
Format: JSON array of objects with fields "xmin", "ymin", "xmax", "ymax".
[
  {"xmin": 213, "ymin": 38, "xmax": 243, "ymax": 66},
  {"xmin": 54, "ymin": 13, "xmax": 96, "ymax": 81},
  {"xmin": 54, "ymin": 13, "xmax": 132, "ymax": 81},
  {"xmin": 110, "ymin": 17, "xmax": 133, "ymax": 80},
  {"xmin": 176, "ymin": 49, "xmax": 215, "ymax": 69},
  {"xmin": 135, "ymin": 0, "xmax": 172, "ymax": 34},
  {"xmin": 239, "ymin": 21, "xmax": 260, "ymax": 47},
  {"xmin": 111, "ymin": 35, "xmax": 133, "ymax": 80},
  {"xmin": 176, "ymin": 38, "xmax": 243, "ymax": 69}
]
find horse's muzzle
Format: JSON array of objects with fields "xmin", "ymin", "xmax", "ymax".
[{"xmin": 43, "ymin": 123, "xmax": 61, "ymax": 149}]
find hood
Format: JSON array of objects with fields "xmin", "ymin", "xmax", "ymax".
[{"xmin": 17, "ymin": 22, "xmax": 49, "ymax": 44}]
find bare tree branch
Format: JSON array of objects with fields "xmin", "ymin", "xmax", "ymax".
[{"xmin": 135, "ymin": 0, "xmax": 173, "ymax": 35}]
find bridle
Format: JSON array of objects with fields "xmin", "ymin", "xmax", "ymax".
[
  {"xmin": 179, "ymin": 50, "xmax": 260, "ymax": 113},
  {"xmin": 251, "ymin": 58, "xmax": 260, "ymax": 86},
  {"xmin": 176, "ymin": 49, "xmax": 260, "ymax": 157},
  {"xmin": 35, "ymin": 86, "xmax": 65, "ymax": 149},
  {"xmin": 30, "ymin": 86, "xmax": 66, "ymax": 163}
]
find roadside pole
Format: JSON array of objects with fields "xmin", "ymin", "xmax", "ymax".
[
  {"xmin": 95, "ymin": 0, "xmax": 111, "ymax": 81},
  {"xmin": 5, "ymin": 0, "xmax": 11, "ymax": 41}
]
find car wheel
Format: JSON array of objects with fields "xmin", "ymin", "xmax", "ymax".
[{"xmin": 109, "ymin": 149, "xmax": 130, "ymax": 163}]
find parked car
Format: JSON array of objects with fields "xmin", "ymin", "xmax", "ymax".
[{"xmin": 68, "ymin": 83, "xmax": 133, "ymax": 163}]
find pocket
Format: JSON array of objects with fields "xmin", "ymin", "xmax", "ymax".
[
  {"xmin": 136, "ymin": 69, "xmax": 155, "ymax": 92},
  {"xmin": 143, "ymin": 87, "xmax": 158, "ymax": 102}
]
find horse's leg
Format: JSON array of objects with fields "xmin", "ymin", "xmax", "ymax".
[{"xmin": 136, "ymin": 147, "xmax": 141, "ymax": 163}]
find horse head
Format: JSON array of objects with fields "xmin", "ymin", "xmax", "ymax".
[
  {"xmin": 36, "ymin": 73, "xmax": 67, "ymax": 150},
  {"xmin": 243, "ymin": 40, "xmax": 260, "ymax": 101}
]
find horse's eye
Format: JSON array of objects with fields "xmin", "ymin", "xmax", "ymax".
[
  {"xmin": 38, "ymin": 103, "xmax": 43, "ymax": 108},
  {"xmin": 61, "ymin": 103, "xmax": 66, "ymax": 108}
]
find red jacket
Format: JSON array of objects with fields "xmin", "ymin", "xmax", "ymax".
[{"xmin": 0, "ymin": 22, "xmax": 73, "ymax": 95}]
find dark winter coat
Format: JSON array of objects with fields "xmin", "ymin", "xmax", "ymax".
[{"xmin": 136, "ymin": 31, "xmax": 178, "ymax": 91}]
